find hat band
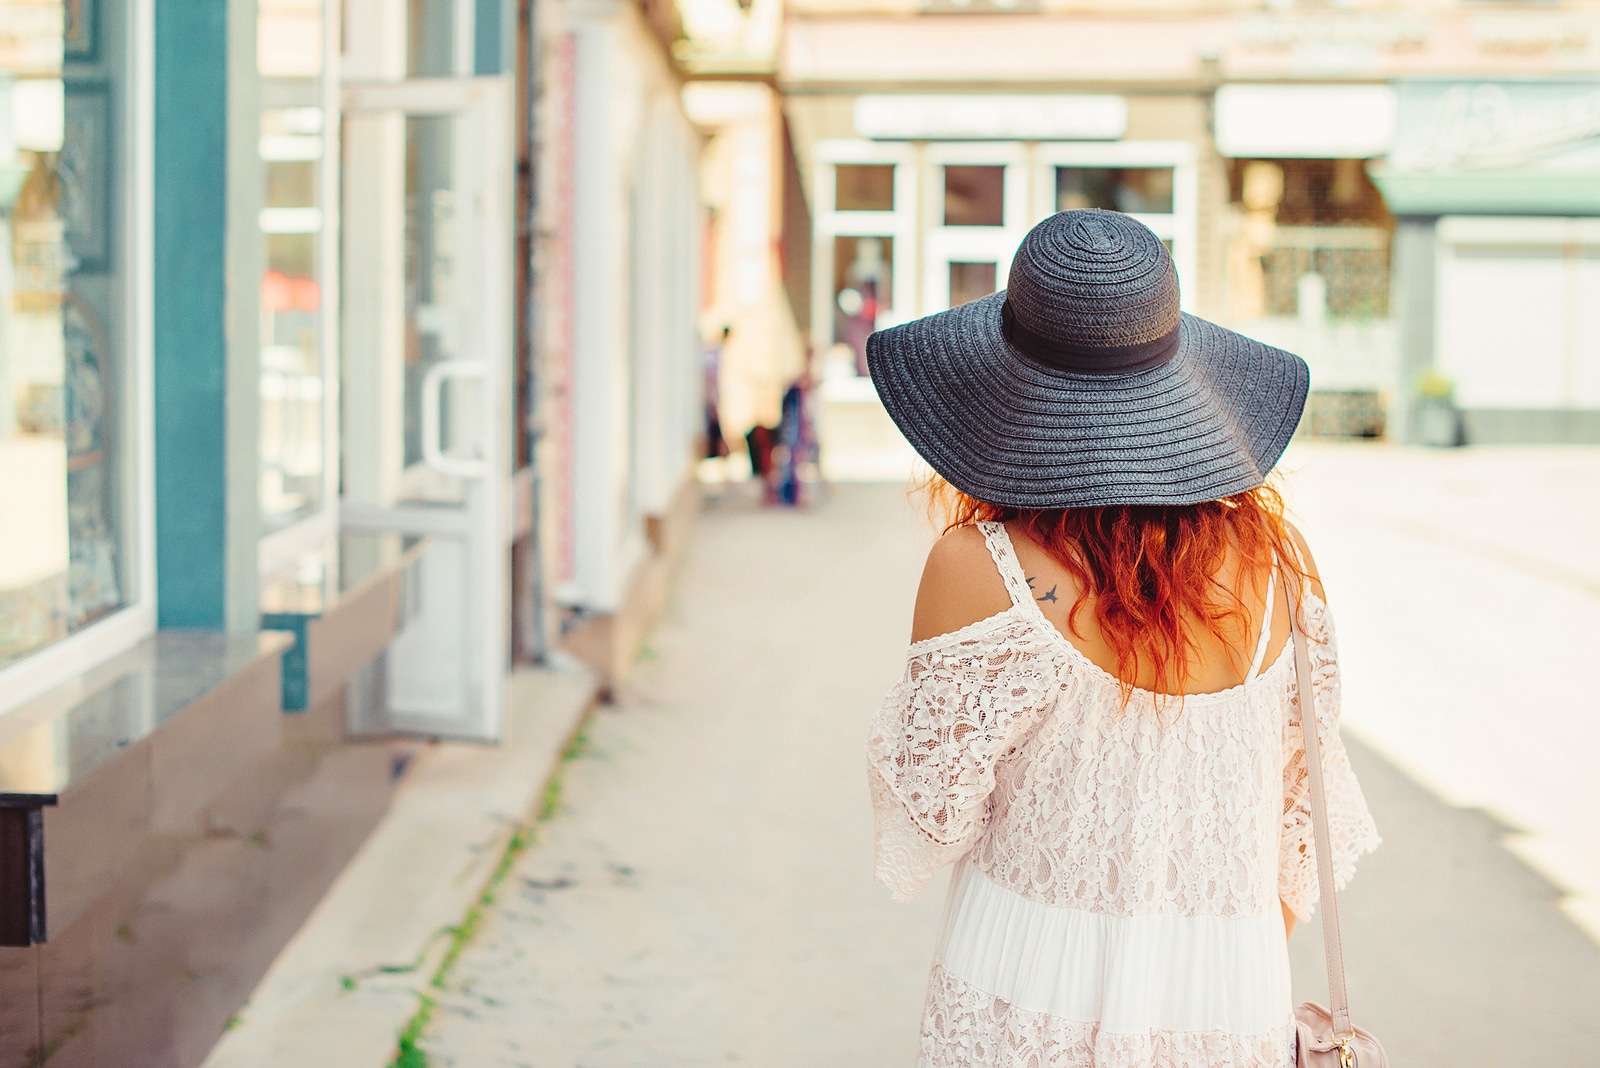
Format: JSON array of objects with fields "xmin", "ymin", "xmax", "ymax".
[{"xmin": 1001, "ymin": 298, "xmax": 1181, "ymax": 376}]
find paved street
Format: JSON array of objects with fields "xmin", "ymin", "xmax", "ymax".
[
  {"xmin": 1283, "ymin": 445, "xmax": 1600, "ymax": 942},
  {"xmin": 419, "ymin": 451, "xmax": 1600, "ymax": 1066}
]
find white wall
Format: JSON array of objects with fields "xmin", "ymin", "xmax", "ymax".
[
  {"xmin": 1436, "ymin": 217, "xmax": 1600, "ymax": 410},
  {"xmin": 558, "ymin": 2, "xmax": 701, "ymax": 612}
]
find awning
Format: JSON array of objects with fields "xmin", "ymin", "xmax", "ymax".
[{"xmin": 1369, "ymin": 80, "xmax": 1600, "ymax": 215}]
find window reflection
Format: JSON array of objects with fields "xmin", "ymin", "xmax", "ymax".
[
  {"xmin": 832, "ymin": 236, "xmax": 892, "ymax": 377},
  {"xmin": 948, "ymin": 261, "xmax": 997, "ymax": 308},
  {"xmin": 259, "ymin": 0, "xmax": 326, "ymax": 534},
  {"xmin": 0, "ymin": 23, "xmax": 129, "ymax": 668},
  {"xmin": 834, "ymin": 164, "xmax": 894, "ymax": 212},
  {"xmin": 1056, "ymin": 167, "xmax": 1174, "ymax": 214},
  {"xmin": 402, "ymin": 115, "xmax": 460, "ymax": 476},
  {"xmin": 943, "ymin": 165, "xmax": 1004, "ymax": 227},
  {"xmin": 408, "ymin": 0, "xmax": 456, "ymax": 77},
  {"xmin": 259, "ymin": 547, "xmax": 329, "ymax": 614}
]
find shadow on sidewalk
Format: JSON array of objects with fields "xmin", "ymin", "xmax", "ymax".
[{"xmin": 1290, "ymin": 735, "xmax": 1600, "ymax": 1064}]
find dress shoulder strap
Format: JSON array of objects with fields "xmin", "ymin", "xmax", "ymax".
[
  {"xmin": 975, "ymin": 521, "xmax": 1037, "ymax": 609},
  {"xmin": 1247, "ymin": 557, "xmax": 1277, "ymax": 679}
]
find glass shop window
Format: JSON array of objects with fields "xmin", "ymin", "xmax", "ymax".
[
  {"xmin": 1224, "ymin": 159, "xmax": 1394, "ymax": 322},
  {"xmin": 949, "ymin": 262, "xmax": 997, "ymax": 308},
  {"xmin": 831, "ymin": 236, "xmax": 893, "ymax": 377},
  {"xmin": 408, "ymin": 0, "xmax": 456, "ymax": 76},
  {"xmin": 943, "ymin": 165, "xmax": 1004, "ymax": 226},
  {"xmin": 401, "ymin": 113, "xmax": 464, "ymax": 482},
  {"xmin": 834, "ymin": 164, "xmax": 894, "ymax": 212},
  {"xmin": 0, "ymin": 0, "xmax": 135, "ymax": 670},
  {"xmin": 259, "ymin": 0, "xmax": 327, "ymax": 536},
  {"xmin": 1056, "ymin": 167, "xmax": 1174, "ymax": 214}
]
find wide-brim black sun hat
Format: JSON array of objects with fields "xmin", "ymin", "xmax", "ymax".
[{"xmin": 866, "ymin": 209, "xmax": 1309, "ymax": 508}]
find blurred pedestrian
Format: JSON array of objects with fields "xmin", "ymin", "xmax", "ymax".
[
  {"xmin": 865, "ymin": 211, "xmax": 1379, "ymax": 1066},
  {"xmin": 744, "ymin": 424, "xmax": 777, "ymax": 504},
  {"xmin": 704, "ymin": 325, "xmax": 731, "ymax": 461},
  {"xmin": 772, "ymin": 371, "xmax": 818, "ymax": 507}
]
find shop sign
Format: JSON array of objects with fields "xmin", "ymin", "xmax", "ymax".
[
  {"xmin": 1237, "ymin": 12, "xmax": 1429, "ymax": 55},
  {"xmin": 1214, "ymin": 84, "xmax": 1397, "ymax": 160},
  {"xmin": 1388, "ymin": 80, "xmax": 1600, "ymax": 173},
  {"xmin": 1469, "ymin": 14, "xmax": 1592, "ymax": 57},
  {"xmin": 853, "ymin": 95, "xmax": 1126, "ymax": 142},
  {"xmin": 1371, "ymin": 80, "xmax": 1600, "ymax": 215}
]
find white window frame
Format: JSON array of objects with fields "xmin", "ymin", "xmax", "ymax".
[
  {"xmin": 921, "ymin": 141, "xmax": 1031, "ymax": 314},
  {"xmin": 813, "ymin": 144, "xmax": 918, "ymax": 313},
  {"xmin": 0, "ymin": 0, "xmax": 158, "ymax": 715},
  {"xmin": 1032, "ymin": 140, "xmax": 1199, "ymax": 312},
  {"xmin": 812, "ymin": 140, "xmax": 918, "ymax": 400},
  {"xmin": 810, "ymin": 137, "xmax": 1200, "ymax": 405}
]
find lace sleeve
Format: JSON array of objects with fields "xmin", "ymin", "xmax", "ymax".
[
  {"xmin": 867, "ymin": 616, "xmax": 1067, "ymax": 903},
  {"xmin": 1280, "ymin": 597, "xmax": 1381, "ymax": 922}
]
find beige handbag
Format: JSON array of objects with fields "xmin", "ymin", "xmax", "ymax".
[{"xmin": 1287, "ymin": 570, "xmax": 1389, "ymax": 1068}]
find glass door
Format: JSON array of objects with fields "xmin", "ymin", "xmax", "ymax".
[
  {"xmin": 339, "ymin": 76, "xmax": 512, "ymax": 741},
  {"xmin": 921, "ymin": 144, "xmax": 1030, "ymax": 314}
]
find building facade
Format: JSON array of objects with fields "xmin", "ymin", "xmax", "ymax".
[
  {"xmin": 0, "ymin": 0, "xmax": 707, "ymax": 1057},
  {"xmin": 779, "ymin": 0, "xmax": 1600, "ymax": 445}
]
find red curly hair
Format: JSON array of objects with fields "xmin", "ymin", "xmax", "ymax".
[{"xmin": 922, "ymin": 474, "xmax": 1305, "ymax": 698}]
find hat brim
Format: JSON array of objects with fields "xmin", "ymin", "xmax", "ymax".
[{"xmin": 865, "ymin": 291, "xmax": 1309, "ymax": 508}]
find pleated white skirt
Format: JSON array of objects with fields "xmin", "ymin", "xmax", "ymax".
[{"xmin": 918, "ymin": 861, "xmax": 1296, "ymax": 1067}]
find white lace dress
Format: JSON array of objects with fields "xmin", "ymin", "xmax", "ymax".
[{"xmin": 868, "ymin": 522, "xmax": 1380, "ymax": 1068}]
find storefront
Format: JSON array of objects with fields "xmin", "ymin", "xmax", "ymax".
[
  {"xmin": 1372, "ymin": 79, "xmax": 1600, "ymax": 443},
  {"xmin": 804, "ymin": 97, "xmax": 1199, "ymax": 389},
  {"xmin": 0, "ymin": 0, "xmax": 151, "ymax": 715},
  {"xmin": 0, "ymin": 0, "xmax": 707, "ymax": 1058},
  {"xmin": 781, "ymin": 2, "xmax": 1600, "ymax": 449},
  {"xmin": 1211, "ymin": 83, "xmax": 1400, "ymax": 440}
]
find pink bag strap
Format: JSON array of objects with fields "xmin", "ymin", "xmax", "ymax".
[{"xmin": 1285, "ymin": 565, "xmax": 1354, "ymax": 1040}]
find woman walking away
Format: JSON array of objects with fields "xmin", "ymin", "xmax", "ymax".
[{"xmin": 865, "ymin": 210, "xmax": 1379, "ymax": 1067}]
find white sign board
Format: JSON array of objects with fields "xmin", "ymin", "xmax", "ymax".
[
  {"xmin": 1214, "ymin": 84, "xmax": 1397, "ymax": 159},
  {"xmin": 854, "ymin": 95, "xmax": 1127, "ymax": 141},
  {"xmin": 1387, "ymin": 80, "xmax": 1600, "ymax": 173}
]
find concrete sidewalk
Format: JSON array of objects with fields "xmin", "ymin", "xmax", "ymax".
[
  {"xmin": 422, "ymin": 481, "xmax": 946, "ymax": 1066},
  {"xmin": 1284, "ymin": 444, "xmax": 1600, "ymax": 941},
  {"xmin": 201, "ymin": 663, "xmax": 599, "ymax": 1068},
  {"xmin": 410, "ymin": 473, "xmax": 1600, "ymax": 1066}
]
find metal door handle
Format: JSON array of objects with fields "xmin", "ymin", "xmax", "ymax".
[{"xmin": 420, "ymin": 360, "xmax": 489, "ymax": 478}]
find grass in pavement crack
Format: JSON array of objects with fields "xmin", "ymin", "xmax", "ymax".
[
  {"xmin": 390, "ymin": 993, "xmax": 435, "ymax": 1068},
  {"xmin": 384, "ymin": 719, "xmax": 594, "ymax": 1068}
]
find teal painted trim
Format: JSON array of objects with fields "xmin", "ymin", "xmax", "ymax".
[
  {"xmin": 261, "ymin": 613, "xmax": 314, "ymax": 711},
  {"xmin": 1372, "ymin": 170, "xmax": 1600, "ymax": 217},
  {"xmin": 475, "ymin": 0, "xmax": 502, "ymax": 74},
  {"xmin": 154, "ymin": 0, "xmax": 229, "ymax": 628}
]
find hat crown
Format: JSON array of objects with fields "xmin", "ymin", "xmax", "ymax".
[{"xmin": 1005, "ymin": 210, "xmax": 1181, "ymax": 362}]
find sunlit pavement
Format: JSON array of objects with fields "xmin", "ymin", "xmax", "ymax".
[
  {"xmin": 422, "ymin": 481, "xmax": 945, "ymax": 1066},
  {"xmin": 1282, "ymin": 444, "xmax": 1600, "ymax": 940},
  {"xmin": 416, "ymin": 450, "xmax": 1600, "ymax": 1066}
]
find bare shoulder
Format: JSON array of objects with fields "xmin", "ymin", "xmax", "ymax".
[
  {"xmin": 909, "ymin": 525, "xmax": 1012, "ymax": 644},
  {"xmin": 1285, "ymin": 521, "xmax": 1329, "ymax": 604}
]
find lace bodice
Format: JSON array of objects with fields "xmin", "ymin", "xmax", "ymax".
[
  {"xmin": 867, "ymin": 521, "xmax": 1379, "ymax": 923},
  {"xmin": 870, "ymin": 522, "xmax": 1378, "ymax": 1066}
]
